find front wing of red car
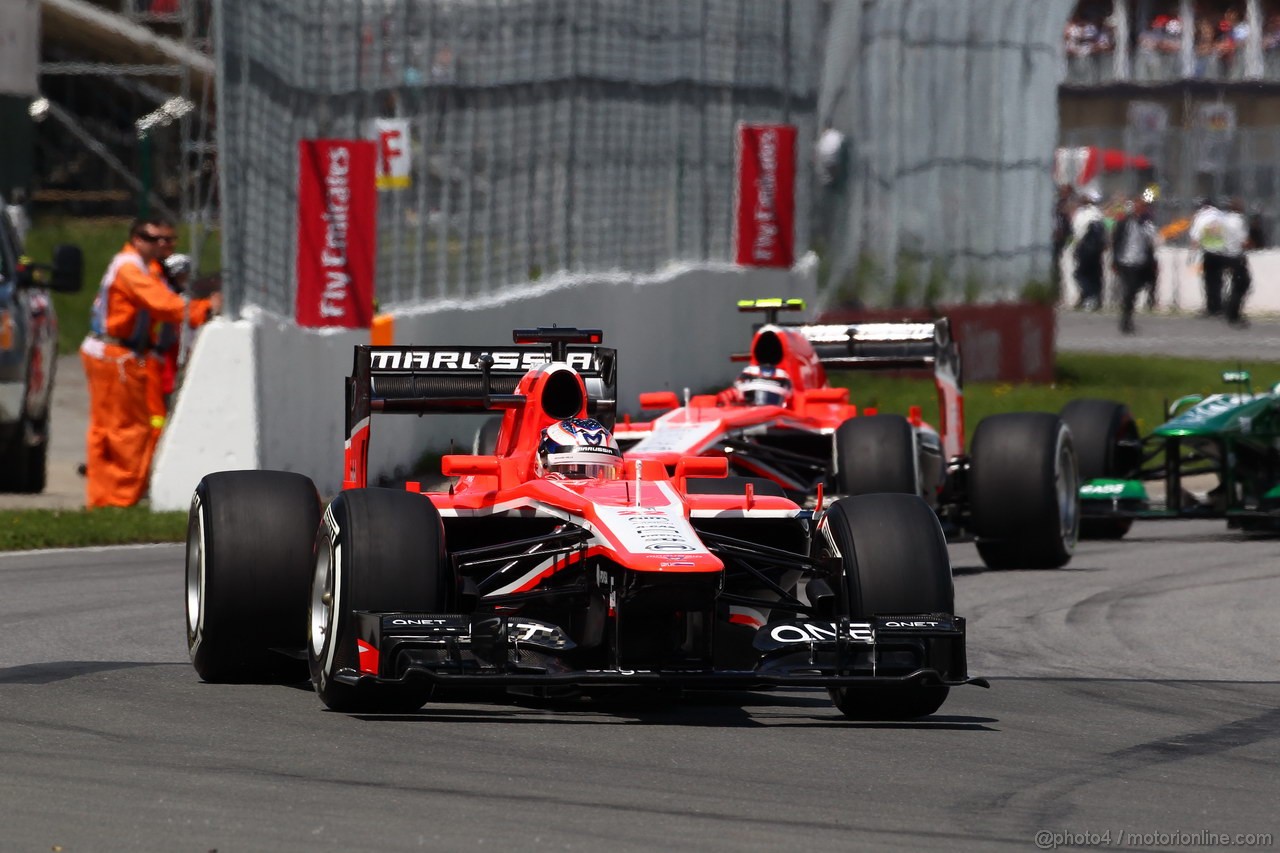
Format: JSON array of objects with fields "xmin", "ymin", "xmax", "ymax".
[{"xmin": 336, "ymin": 611, "xmax": 986, "ymax": 690}]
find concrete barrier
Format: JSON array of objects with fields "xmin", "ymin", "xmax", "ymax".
[{"xmin": 149, "ymin": 259, "xmax": 818, "ymax": 510}]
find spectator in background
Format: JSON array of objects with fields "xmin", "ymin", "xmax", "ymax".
[
  {"xmin": 1263, "ymin": 12, "xmax": 1280, "ymax": 75},
  {"xmin": 1135, "ymin": 13, "xmax": 1182, "ymax": 81},
  {"xmin": 1071, "ymin": 189, "xmax": 1107, "ymax": 311},
  {"xmin": 1193, "ymin": 17, "xmax": 1223, "ymax": 79},
  {"xmin": 1216, "ymin": 5, "xmax": 1249, "ymax": 77},
  {"xmin": 1190, "ymin": 197, "xmax": 1227, "ymax": 317},
  {"xmin": 1265, "ymin": 11, "xmax": 1280, "ymax": 49},
  {"xmin": 1220, "ymin": 198, "xmax": 1252, "ymax": 328},
  {"xmin": 812, "ymin": 124, "xmax": 849, "ymax": 253},
  {"xmin": 1052, "ymin": 184, "xmax": 1074, "ymax": 301},
  {"xmin": 1064, "ymin": 3, "xmax": 1115, "ymax": 83},
  {"xmin": 4, "ymin": 189, "xmax": 30, "ymax": 245},
  {"xmin": 1111, "ymin": 196, "xmax": 1160, "ymax": 334}
]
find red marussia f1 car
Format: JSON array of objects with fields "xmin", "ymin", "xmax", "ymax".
[
  {"xmin": 616, "ymin": 300, "xmax": 1079, "ymax": 570},
  {"xmin": 186, "ymin": 328, "xmax": 985, "ymax": 719}
]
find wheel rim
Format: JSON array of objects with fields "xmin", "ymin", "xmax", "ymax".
[
  {"xmin": 185, "ymin": 500, "xmax": 205, "ymax": 643},
  {"xmin": 310, "ymin": 537, "xmax": 336, "ymax": 662},
  {"xmin": 1056, "ymin": 428, "xmax": 1080, "ymax": 549}
]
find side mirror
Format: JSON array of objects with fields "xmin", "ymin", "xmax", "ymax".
[
  {"xmin": 1168, "ymin": 394, "xmax": 1203, "ymax": 417},
  {"xmin": 675, "ymin": 456, "xmax": 728, "ymax": 480},
  {"xmin": 639, "ymin": 391, "xmax": 679, "ymax": 411},
  {"xmin": 801, "ymin": 388, "xmax": 848, "ymax": 404},
  {"xmin": 440, "ymin": 454, "xmax": 500, "ymax": 477},
  {"xmin": 50, "ymin": 244, "xmax": 84, "ymax": 293}
]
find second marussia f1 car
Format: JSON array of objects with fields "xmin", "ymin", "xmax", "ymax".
[
  {"xmin": 614, "ymin": 299, "xmax": 1080, "ymax": 570},
  {"xmin": 186, "ymin": 328, "xmax": 984, "ymax": 720},
  {"xmin": 1063, "ymin": 370, "xmax": 1280, "ymax": 537}
]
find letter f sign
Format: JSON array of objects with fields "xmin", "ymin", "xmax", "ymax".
[{"xmin": 379, "ymin": 128, "xmax": 403, "ymax": 176}]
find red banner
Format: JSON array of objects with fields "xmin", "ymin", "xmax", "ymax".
[
  {"xmin": 295, "ymin": 139, "xmax": 377, "ymax": 328},
  {"xmin": 734, "ymin": 123, "xmax": 796, "ymax": 268}
]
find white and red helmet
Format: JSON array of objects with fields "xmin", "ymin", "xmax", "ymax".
[
  {"xmin": 733, "ymin": 364, "xmax": 793, "ymax": 406},
  {"xmin": 537, "ymin": 418, "xmax": 624, "ymax": 480}
]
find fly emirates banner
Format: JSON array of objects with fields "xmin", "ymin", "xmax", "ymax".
[{"xmin": 295, "ymin": 139, "xmax": 377, "ymax": 328}]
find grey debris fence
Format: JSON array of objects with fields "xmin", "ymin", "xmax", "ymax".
[{"xmin": 216, "ymin": 0, "xmax": 823, "ymax": 318}]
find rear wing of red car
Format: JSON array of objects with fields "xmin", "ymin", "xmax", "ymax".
[
  {"xmin": 345, "ymin": 328, "xmax": 618, "ymax": 439},
  {"xmin": 794, "ymin": 320, "xmax": 960, "ymax": 381},
  {"xmin": 796, "ymin": 319, "xmax": 965, "ymax": 459}
]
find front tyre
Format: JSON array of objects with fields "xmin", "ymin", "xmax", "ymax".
[
  {"xmin": 1060, "ymin": 398, "xmax": 1140, "ymax": 539},
  {"xmin": 822, "ymin": 493, "xmax": 954, "ymax": 720},
  {"xmin": 834, "ymin": 415, "xmax": 917, "ymax": 496},
  {"xmin": 309, "ymin": 488, "xmax": 451, "ymax": 712},
  {"xmin": 970, "ymin": 413, "xmax": 1079, "ymax": 569},
  {"xmin": 187, "ymin": 470, "xmax": 321, "ymax": 682}
]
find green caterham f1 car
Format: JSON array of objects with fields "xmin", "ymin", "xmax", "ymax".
[{"xmin": 1062, "ymin": 371, "xmax": 1280, "ymax": 538}]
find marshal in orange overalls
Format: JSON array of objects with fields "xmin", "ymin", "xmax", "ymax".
[{"xmin": 81, "ymin": 242, "xmax": 187, "ymax": 508}]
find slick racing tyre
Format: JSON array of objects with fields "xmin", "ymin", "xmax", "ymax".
[
  {"xmin": 187, "ymin": 470, "xmax": 321, "ymax": 683},
  {"xmin": 833, "ymin": 415, "xmax": 917, "ymax": 496},
  {"xmin": 970, "ymin": 413, "xmax": 1079, "ymax": 569},
  {"xmin": 1060, "ymin": 398, "xmax": 1141, "ymax": 539},
  {"xmin": 309, "ymin": 488, "xmax": 451, "ymax": 713},
  {"xmin": 473, "ymin": 416, "xmax": 503, "ymax": 455},
  {"xmin": 682, "ymin": 476, "xmax": 787, "ymax": 498},
  {"xmin": 822, "ymin": 493, "xmax": 954, "ymax": 720}
]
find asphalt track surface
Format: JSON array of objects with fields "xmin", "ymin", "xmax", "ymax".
[{"xmin": 0, "ymin": 523, "xmax": 1276, "ymax": 852}]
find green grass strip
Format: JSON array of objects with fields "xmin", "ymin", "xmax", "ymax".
[{"xmin": 0, "ymin": 508, "xmax": 187, "ymax": 551}]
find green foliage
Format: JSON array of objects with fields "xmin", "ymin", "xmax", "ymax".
[
  {"xmin": 0, "ymin": 507, "xmax": 187, "ymax": 551},
  {"xmin": 22, "ymin": 217, "xmax": 221, "ymax": 355},
  {"xmin": 889, "ymin": 255, "xmax": 920, "ymax": 307},
  {"xmin": 921, "ymin": 262, "xmax": 947, "ymax": 308},
  {"xmin": 1020, "ymin": 278, "xmax": 1057, "ymax": 306}
]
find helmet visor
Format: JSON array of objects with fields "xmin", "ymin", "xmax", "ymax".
[
  {"xmin": 543, "ymin": 450, "xmax": 623, "ymax": 480},
  {"xmin": 735, "ymin": 379, "xmax": 791, "ymax": 407}
]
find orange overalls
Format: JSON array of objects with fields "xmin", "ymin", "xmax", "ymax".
[
  {"xmin": 141, "ymin": 297, "xmax": 214, "ymax": 481},
  {"xmin": 80, "ymin": 244, "xmax": 186, "ymax": 508}
]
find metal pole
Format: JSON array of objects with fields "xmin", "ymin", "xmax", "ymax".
[{"xmin": 139, "ymin": 130, "xmax": 152, "ymax": 217}]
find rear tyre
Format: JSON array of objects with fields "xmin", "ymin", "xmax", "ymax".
[
  {"xmin": 473, "ymin": 416, "xmax": 503, "ymax": 455},
  {"xmin": 822, "ymin": 494, "xmax": 954, "ymax": 720},
  {"xmin": 187, "ymin": 470, "xmax": 321, "ymax": 682},
  {"xmin": 309, "ymin": 488, "xmax": 451, "ymax": 713},
  {"xmin": 682, "ymin": 476, "xmax": 787, "ymax": 498},
  {"xmin": 1060, "ymin": 398, "xmax": 1140, "ymax": 539},
  {"xmin": 834, "ymin": 415, "xmax": 917, "ymax": 496},
  {"xmin": 970, "ymin": 413, "xmax": 1079, "ymax": 569}
]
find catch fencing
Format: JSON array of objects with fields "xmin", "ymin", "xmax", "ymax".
[
  {"xmin": 816, "ymin": 0, "xmax": 1075, "ymax": 305},
  {"xmin": 216, "ymin": 0, "xmax": 823, "ymax": 317}
]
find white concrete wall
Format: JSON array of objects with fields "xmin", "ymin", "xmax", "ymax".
[
  {"xmin": 149, "ymin": 260, "xmax": 818, "ymax": 510},
  {"xmin": 1062, "ymin": 247, "xmax": 1280, "ymax": 315}
]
